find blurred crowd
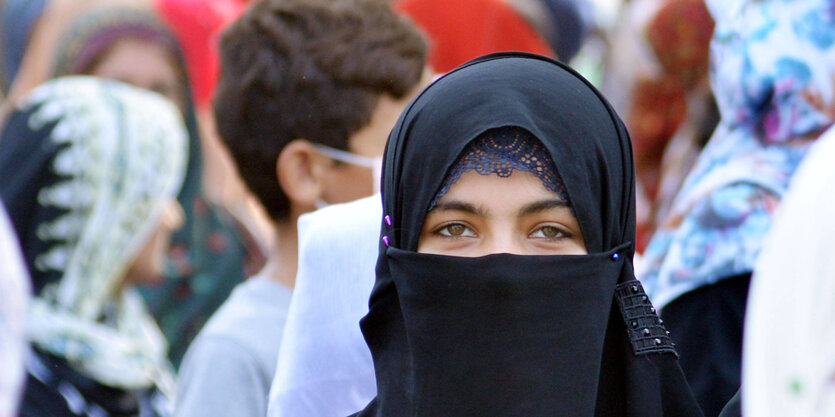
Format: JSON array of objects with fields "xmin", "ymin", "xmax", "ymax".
[{"xmin": 0, "ymin": 0, "xmax": 833, "ymax": 416}]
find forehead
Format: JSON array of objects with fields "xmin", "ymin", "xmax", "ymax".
[{"xmin": 92, "ymin": 38, "xmax": 178, "ymax": 76}]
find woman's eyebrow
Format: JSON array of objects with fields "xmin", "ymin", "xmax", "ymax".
[
  {"xmin": 519, "ymin": 199, "xmax": 570, "ymax": 216},
  {"xmin": 429, "ymin": 200, "xmax": 485, "ymax": 216}
]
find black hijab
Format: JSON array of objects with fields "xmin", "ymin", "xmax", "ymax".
[{"xmin": 352, "ymin": 52, "xmax": 703, "ymax": 417}]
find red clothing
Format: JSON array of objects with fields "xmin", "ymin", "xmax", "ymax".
[
  {"xmin": 154, "ymin": 0, "xmax": 245, "ymax": 109},
  {"xmin": 395, "ymin": 0, "xmax": 553, "ymax": 73}
]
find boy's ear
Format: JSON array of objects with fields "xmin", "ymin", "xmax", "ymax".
[{"xmin": 276, "ymin": 139, "xmax": 329, "ymax": 210}]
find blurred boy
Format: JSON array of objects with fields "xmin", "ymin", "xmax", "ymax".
[{"xmin": 175, "ymin": 0, "xmax": 428, "ymax": 416}]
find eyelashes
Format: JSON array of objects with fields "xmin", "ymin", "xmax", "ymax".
[
  {"xmin": 432, "ymin": 222, "xmax": 572, "ymax": 241},
  {"xmin": 433, "ymin": 222, "xmax": 476, "ymax": 238},
  {"xmin": 529, "ymin": 225, "xmax": 568, "ymax": 240}
]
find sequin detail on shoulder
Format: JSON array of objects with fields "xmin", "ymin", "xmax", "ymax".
[{"xmin": 615, "ymin": 280, "xmax": 678, "ymax": 357}]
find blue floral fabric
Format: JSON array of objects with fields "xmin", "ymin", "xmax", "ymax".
[
  {"xmin": 640, "ymin": 0, "xmax": 835, "ymax": 309},
  {"xmin": 431, "ymin": 127, "xmax": 568, "ymax": 208}
]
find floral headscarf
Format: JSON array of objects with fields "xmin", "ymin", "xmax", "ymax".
[
  {"xmin": 640, "ymin": 0, "xmax": 835, "ymax": 309},
  {"xmin": 0, "ymin": 76, "xmax": 187, "ymax": 395}
]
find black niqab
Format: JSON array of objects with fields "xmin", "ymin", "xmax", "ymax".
[{"xmin": 353, "ymin": 52, "xmax": 703, "ymax": 417}]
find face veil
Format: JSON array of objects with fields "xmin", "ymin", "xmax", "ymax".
[{"xmin": 351, "ymin": 53, "xmax": 704, "ymax": 417}]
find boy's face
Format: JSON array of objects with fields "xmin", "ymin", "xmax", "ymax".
[{"xmin": 318, "ymin": 69, "xmax": 433, "ymax": 204}]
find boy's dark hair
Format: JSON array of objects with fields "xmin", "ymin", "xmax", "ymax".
[{"xmin": 214, "ymin": 0, "xmax": 427, "ymax": 221}]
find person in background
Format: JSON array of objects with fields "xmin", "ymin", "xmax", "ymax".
[
  {"xmin": 152, "ymin": 0, "xmax": 275, "ymax": 254},
  {"xmin": 0, "ymin": 202, "xmax": 31, "ymax": 417},
  {"xmin": 504, "ymin": 0, "xmax": 591, "ymax": 63},
  {"xmin": 394, "ymin": 0, "xmax": 554, "ymax": 73},
  {"xmin": 603, "ymin": 0, "xmax": 717, "ymax": 252},
  {"xmin": 0, "ymin": 76, "xmax": 187, "ymax": 417},
  {"xmin": 152, "ymin": 0, "xmax": 244, "ymax": 111},
  {"xmin": 268, "ymin": 197, "xmax": 382, "ymax": 417},
  {"xmin": 742, "ymin": 125, "xmax": 835, "ymax": 417},
  {"xmin": 50, "ymin": 5, "xmax": 188, "ymax": 109},
  {"xmin": 17, "ymin": 1, "xmax": 266, "ymax": 367},
  {"xmin": 174, "ymin": 0, "xmax": 429, "ymax": 416},
  {"xmin": 639, "ymin": 0, "xmax": 835, "ymax": 415}
]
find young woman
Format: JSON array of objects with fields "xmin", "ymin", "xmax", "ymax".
[
  {"xmin": 351, "ymin": 52, "xmax": 704, "ymax": 416},
  {"xmin": 0, "ymin": 2, "xmax": 265, "ymax": 366},
  {"xmin": 0, "ymin": 76, "xmax": 187, "ymax": 417}
]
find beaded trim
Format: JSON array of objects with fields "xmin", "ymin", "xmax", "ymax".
[{"xmin": 615, "ymin": 280, "xmax": 678, "ymax": 356}]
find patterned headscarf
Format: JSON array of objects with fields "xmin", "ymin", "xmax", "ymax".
[
  {"xmin": 0, "ymin": 76, "xmax": 187, "ymax": 395},
  {"xmin": 44, "ymin": 3, "xmax": 259, "ymax": 367},
  {"xmin": 640, "ymin": 0, "xmax": 835, "ymax": 309}
]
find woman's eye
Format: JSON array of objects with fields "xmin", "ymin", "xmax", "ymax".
[
  {"xmin": 530, "ymin": 225, "xmax": 566, "ymax": 239},
  {"xmin": 436, "ymin": 223, "xmax": 475, "ymax": 237}
]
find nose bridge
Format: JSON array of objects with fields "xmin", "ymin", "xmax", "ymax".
[{"xmin": 483, "ymin": 219, "xmax": 524, "ymax": 255}]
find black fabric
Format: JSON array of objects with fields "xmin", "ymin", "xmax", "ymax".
[
  {"xmin": 717, "ymin": 389, "xmax": 741, "ymax": 417},
  {"xmin": 614, "ymin": 280, "xmax": 677, "ymax": 356},
  {"xmin": 19, "ymin": 350, "xmax": 160, "ymax": 417},
  {"xmin": 661, "ymin": 274, "xmax": 751, "ymax": 417},
  {"xmin": 388, "ymin": 246, "xmax": 623, "ymax": 415},
  {"xmin": 0, "ymin": 105, "xmax": 69, "ymax": 293},
  {"xmin": 352, "ymin": 52, "xmax": 703, "ymax": 417}
]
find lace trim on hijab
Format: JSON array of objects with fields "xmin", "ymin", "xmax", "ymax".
[{"xmin": 430, "ymin": 127, "xmax": 569, "ymax": 209}]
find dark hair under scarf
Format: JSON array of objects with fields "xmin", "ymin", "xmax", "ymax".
[{"xmin": 352, "ymin": 53, "xmax": 703, "ymax": 417}]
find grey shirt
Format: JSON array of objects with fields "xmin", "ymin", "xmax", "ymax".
[{"xmin": 175, "ymin": 276, "xmax": 292, "ymax": 417}]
